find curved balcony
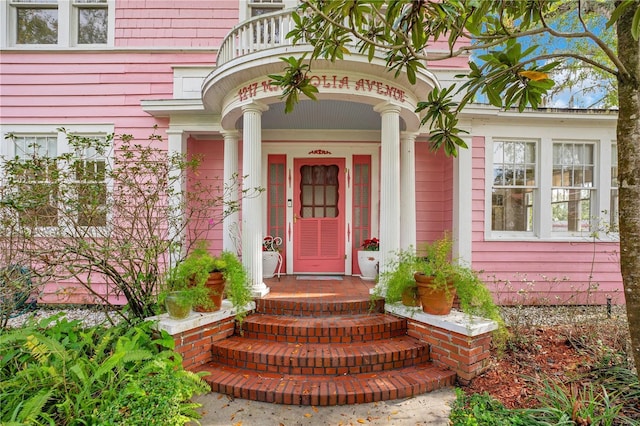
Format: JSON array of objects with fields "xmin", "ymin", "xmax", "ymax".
[{"xmin": 217, "ymin": 9, "xmax": 302, "ymax": 67}]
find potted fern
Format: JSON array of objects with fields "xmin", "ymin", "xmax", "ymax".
[
  {"xmin": 174, "ymin": 242, "xmax": 253, "ymax": 322},
  {"xmin": 378, "ymin": 234, "xmax": 501, "ymax": 318},
  {"xmin": 160, "ymin": 264, "xmax": 210, "ymax": 319},
  {"xmin": 412, "ymin": 235, "xmax": 460, "ymax": 315}
]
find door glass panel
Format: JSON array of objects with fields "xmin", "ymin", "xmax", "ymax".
[
  {"xmin": 299, "ymin": 164, "xmax": 340, "ymax": 218},
  {"xmin": 326, "ymin": 187, "xmax": 336, "ymax": 204},
  {"xmin": 302, "ymin": 186, "xmax": 312, "ymax": 204}
]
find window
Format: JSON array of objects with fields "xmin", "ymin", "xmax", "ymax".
[
  {"xmin": 610, "ymin": 144, "xmax": 618, "ymax": 230},
  {"xmin": 13, "ymin": 135, "xmax": 59, "ymax": 227},
  {"xmin": 299, "ymin": 165, "xmax": 340, "ymax": 218},
  {"xmin": 73, "ymin": 144, "xmax": 107, "ymax": 226},
  {"xmin": 249, "ymin": 0, "xmax": 284, "ymax": 44},
  {"xmin": 14, "ymin": 0, "xmax": 58, "ymax": 45},
  {"xmin": 491, "ymin": 141, "xmax": 536, "ymax": 232},
  {"xmin": 488, "ymin": 134, "xmax": 617, "ymax": 241},
  {"xmin": 6, "ymin": 0, "xmax": 112, "ymax": 47},
  {"xmin": 75, "ymin": 0, "xmax": 108, "ymax": 44},
  {"xmin": 3, "ymin": 126, "xmax": 111, "ymax": 229},
  {"xmin": 551, "ymin": 142, "xmax": 595, "ymax": 233}
]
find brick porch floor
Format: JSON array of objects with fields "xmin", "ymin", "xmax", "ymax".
[{"xmin": 263, "ymin": 275, "xmax": 375, "ymax": 301}]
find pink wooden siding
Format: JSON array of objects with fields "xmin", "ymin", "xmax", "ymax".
[
  {"xmin": 470, "ymin": 136, "xmax": 623, "ymax": 305},
  {"xmin": 415, "ymin": 142, "xmax": 453, "ymax": 243},
  {"xmin": 114, "ymin": 0, "xmax": 238, "ymax": 48},
  {"xmin": 0, "ymin": 52, "xmax": 214, "ymax": 134}
]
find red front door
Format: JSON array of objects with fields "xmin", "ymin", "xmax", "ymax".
[{"xmin": 293, "ymin": 158, "xmax": 346, "ymax": 273}]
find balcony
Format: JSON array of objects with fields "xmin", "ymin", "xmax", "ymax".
[{"xmin": 217, "ymin": 9, "xmax": 301, "ymax": 67}]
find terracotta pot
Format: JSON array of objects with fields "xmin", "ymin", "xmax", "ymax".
[
  {"xmin": 414, "ymin": 273, "xmax": 456, "ymax": 315},
  {"xmin": 164, "ymin": 291, "xmax": 191, "ymax": 320},
  {"xmin": 401, "ymin": 285, "xmax": 421, "ymax": 307},
  {"xmin": 194, "ymin": 272, "xmax": 225, "ymax": 312}
]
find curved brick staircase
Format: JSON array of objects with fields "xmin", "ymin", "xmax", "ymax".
[{"xmin": 197, "ymin": 297, "xmax": 456, "ymax": 406}]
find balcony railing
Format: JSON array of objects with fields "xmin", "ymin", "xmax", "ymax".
[{"xmin": 217, "ymin": 9, "xmax": 302, "ymax": 67}]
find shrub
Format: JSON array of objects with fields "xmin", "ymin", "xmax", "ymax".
[
  {"xmin": 449, "ymin": 388, "xmax": 529, "ymax": 425},
  {"xmin": 0, "ymin": 315, "xmax": 209, "ymax": 425}
]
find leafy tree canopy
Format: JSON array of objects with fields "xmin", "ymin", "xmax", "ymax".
[{"xmin": 274, "ymin": 0, "xmax": 636, "ymax": 156}]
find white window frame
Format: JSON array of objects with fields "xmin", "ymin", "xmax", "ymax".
[
  {"xmin": 609, "ymin": 142, "xmax": 619, "ymax": 232},
  {"xmin": 239, "ymin": 0, "xmax": 295, "ymax": 23},
  {"xmin": 1, "ymin": 0, "xmax": 115, "ymax": 49},
  {"xmin": 550, "ymin": 140, "xmax": 597, "ymax": 237},
  {"xmin": 0, "ymin": 124, "xmax": 114, "ymax": 232},
  {"xmin": 490, "ymin": 139, "xmax": 538, "ymax": 236},
  {"xmin": 485, "ymin": 130, "xmax": 618, "ymax": 242}
]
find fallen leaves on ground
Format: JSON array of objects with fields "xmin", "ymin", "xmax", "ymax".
[{"xmin": 463, "ymin": 325, "xmax": 619, "ymax": 409}]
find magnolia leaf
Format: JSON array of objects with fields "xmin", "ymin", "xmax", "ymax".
[
  {"xmin": 518, "ymin": 70, "xmax": 549, "ymax": 81},
  {"xmin": 633, "ymin": 6, "xmax": 640, "ymax": 40}
]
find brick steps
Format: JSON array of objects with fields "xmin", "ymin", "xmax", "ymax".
[
  {"xmin": 199, "ymin": 362, "xmax": 456, "ymax": 406},
  {"xmin": 240, "ymin": 313, "xmax": 407, "ymax": 343},
  {"xmin": 198, "ymin": 297, "xmax": 455, "ymax": 405},
  {"xmin": 211, "ymin": 335, "xmax": 430, "ymax": 375},
  {"xmin": 255, "ymin": 297, "xmax": 385, "ymax": 317}
]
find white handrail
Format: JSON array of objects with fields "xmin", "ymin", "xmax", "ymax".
[{"xmin": 217, "ymin": 9, "xmax": 299, "ymax": 66}]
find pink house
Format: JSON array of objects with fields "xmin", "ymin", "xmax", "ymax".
[{"xmin": 0, "ymin": 1, "xmax": 622, "ymax": 306}]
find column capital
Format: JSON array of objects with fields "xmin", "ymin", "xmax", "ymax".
[
  {"xmin": 241, "ymin": 101, "xmax": 269, "ymax": 114},
  {"xmin": 165, "ymin": 128, "xmax": 185, "ymax": 136},
  {"xmin": 221, "ymin": 129, "xmax": 240, "ymax": 139},
  {"xmin": 400, "ymin": 131, "xmax": 419, "ymax": 141},
  {"xmin": 374, "ymin": 101, "xmax": 402, "ymax": 115}
]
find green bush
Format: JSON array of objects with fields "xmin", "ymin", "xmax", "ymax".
[
  {"xmin": 449, "ymin": 389, "xmax": 530, "ymax": 426},
  {"xmin": 0, "ymin": 315, "xmax": 209, "ymax": 425}
]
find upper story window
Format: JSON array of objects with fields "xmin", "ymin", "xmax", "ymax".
[
  {"xmin": 551, "ymin": 142, "xmax": 595, "ymax": 233},
  {"xmin": 249, "ymin": 0, "xmax": 285, "ymax": 44},
  {"xmin": 5, "ymin": 0, "xmax": 113, "ymax": 48},
  {"xmin": 491, "ymin": 140, "xmax": 537, "ymax": 232},
  {"xmin": 249, "ymin": 0, "xmax": 285, "ymax": 17}
]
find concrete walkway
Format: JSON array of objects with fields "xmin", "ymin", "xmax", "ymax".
[{"xmin": 193, "ymin": 388, "xmax": 456, "ymax": 426}]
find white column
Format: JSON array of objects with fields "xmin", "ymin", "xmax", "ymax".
[
  {"xmin": 400, "ymin": 132, "xmax": 417, "ymax": 250},
  {"xmin": 241, "ymin": 102, "xmax": 270, "ymax": 297},
  {"xmin": 222, "ymin": 130, "xmax": 240, "ymax": 255},
  {"xmin": 453, "ymin": 134, "xmax": 473, "ymax": 264},
  {"xmin": 166, "ymin": 129, "xmax": 188, "ymax": 265},
  {"xmin": 374, "ymin": 102, "xmax": 402, "ymax": 286}
]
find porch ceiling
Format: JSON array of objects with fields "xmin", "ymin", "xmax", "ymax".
[{"xmin": 237, "ymin": 99, "xmax": 407, "ymax": 131}]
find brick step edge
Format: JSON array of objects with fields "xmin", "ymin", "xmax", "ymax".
[
  {"xmin": 240, "ymin": 313, "xmax": 407, "ymax": 343},
  {"xmin": 212, "ymin": 336, "xmax": 430, "ymax": 375},
  {"xmin": 255, "ymin": 298, "xmax": 384, "ymax": 317},
  {"xmin": 198, "ymin": 362, "xmax": 456, "ymax": 406}
]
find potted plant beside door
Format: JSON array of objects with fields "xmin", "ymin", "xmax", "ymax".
[
  {"xmin": 357, "ymin": 237, "xmax": 379, "ymax": 280},
  {"xmin": 262, "ymin": 235, "xmax": 282, "ymax": 278}
]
